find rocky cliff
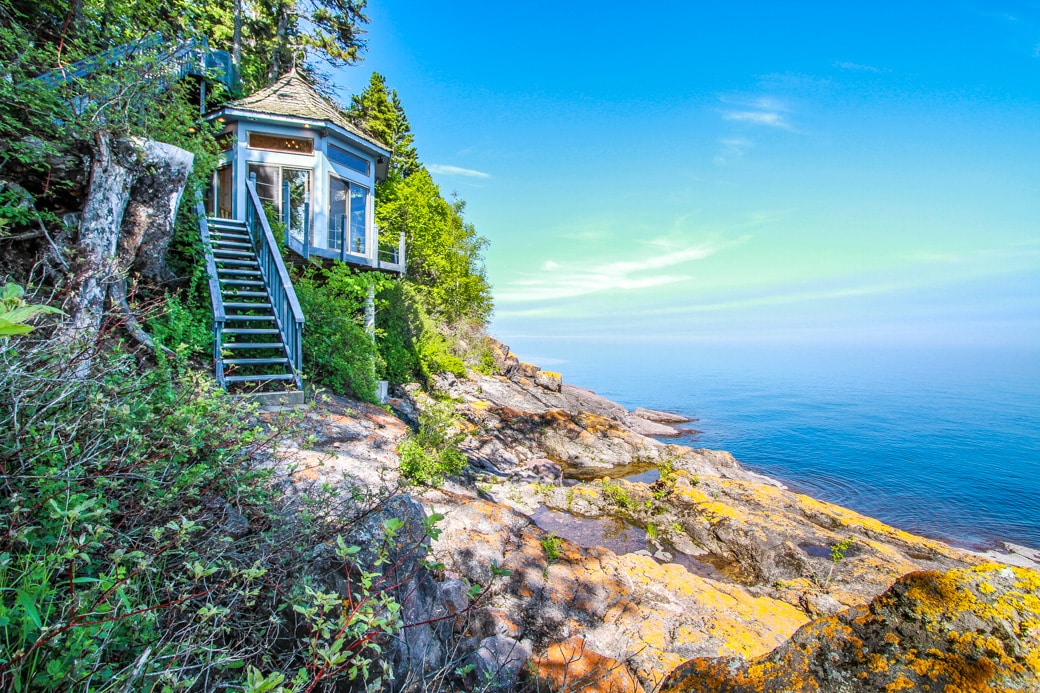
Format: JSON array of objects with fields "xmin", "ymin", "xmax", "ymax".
[{"xmin": 268, "ymin": 338, "xmax": 1040, "ymax": 692}]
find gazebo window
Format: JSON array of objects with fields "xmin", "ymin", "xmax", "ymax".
[
  {"xmin": 247, "ymin": 163, "xmax": 311, "ymax": 242},
  {"xmin": 328, "ymin": 144, "xmax": 369, "ymax": 175},
  {"xmin": 248, "ymin": 132, "xmax": 314, "ymax": 154},
  {"xmin": 328, "ymin": 175, "xmax": 368, "ymax": 253}
]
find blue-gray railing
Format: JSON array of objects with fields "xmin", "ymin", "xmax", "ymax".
[
  {"xmin": 195, "ymin": 201, "xmax": 228, "ymax": 388},
  {"xmin": 246, "ymin": 176, "xmax": 304, "ymax": 389},
  {"xmin": 32, "ymin": 34, "xmax": 236, "ymax": 93}
]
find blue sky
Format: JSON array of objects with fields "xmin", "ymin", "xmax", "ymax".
[{"xmin": 335, "ymin": 2, "xmax": 1040, "ymax": 353}]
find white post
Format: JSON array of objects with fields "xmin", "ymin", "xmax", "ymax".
[{"xmin": 365, "ymin": 283, "xmax": 375, "ymax": 338}]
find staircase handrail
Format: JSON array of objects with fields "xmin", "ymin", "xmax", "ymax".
[
  {"xmin": 31, "ymin": 34, "xmax": 236, "ymax": 92},
  {"xmin": 195, "ymin": 200, "xmax": 227, "ymax": 388},
  {"xmin": 245, "ymin": 178, "xmax": 304, "ymax": 389}
]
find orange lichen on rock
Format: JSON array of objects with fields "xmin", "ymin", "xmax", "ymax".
[
  {"xmin": 657, "ymin": 563, "xmax": 1040, "ymax": 692},
  {"xmin": 525, "ymin": 637, "xmax": 642, "ymax": 693}
]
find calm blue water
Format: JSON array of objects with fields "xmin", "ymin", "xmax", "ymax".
[{"xmin": 502, "ymin": 339, "xmax": 1040, "ymax": 551}]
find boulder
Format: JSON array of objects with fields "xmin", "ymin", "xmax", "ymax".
[
  {"xmin": 486, "ymin": 337, "xmax": 520, "ymax": 377},
  {"xmin": 535, "ymin": 369, "xmax": 563, "ymax": 392},
  {"xmin": 624, "ymin": 415, "xmax": 680, "ymax": 437},
  {"xmin": 658, "ymin": 563, "xmax": 1040, "ymax": 692},
  {"xmin": 517, "ymin": 361, "xmax": 541, "ymax": 378},
  {"xmin": 465, "ymin": 634, "xmax": 532, "ymax": 691}
]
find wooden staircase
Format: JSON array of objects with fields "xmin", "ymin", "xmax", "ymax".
[
  {"xmin": 206, "ymin": 218, "xmax": 296, "ymax": 387},
  {"xmin": 198, "ymin": 182, "xmax": 304, "ymax": 401}
]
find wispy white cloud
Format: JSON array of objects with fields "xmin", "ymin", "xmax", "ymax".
[
  {"xmin": 496, "ymin": 239, "xmax": 727, "ymax": 304},
  {"xmin": 427, "ymin": 164, "xmax": 491, "ymax": 178},
  {"xmin": 723, "ymin": 111, "xmax": 790, "ymax": 128},
  {"xmin": 834, "ymin": 61, "xmax": 889, "ymax": 73}
]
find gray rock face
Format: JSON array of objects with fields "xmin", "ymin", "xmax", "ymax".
[
  {"xmin": 465, "ymin": 634, "xmax": 532, "ymax": 691},
  {"xmin": 336, "ymin": 494, "xmax": 445, "ymax": 692}
]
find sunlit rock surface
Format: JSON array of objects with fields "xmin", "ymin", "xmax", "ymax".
[{"xmin": 658, "ymin": 563, "xmax": 1040, "ymax": 692}]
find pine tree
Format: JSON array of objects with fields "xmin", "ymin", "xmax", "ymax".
[{"xmin": 349, "ymin": 72, "xmax": 419, "ymax": 179}]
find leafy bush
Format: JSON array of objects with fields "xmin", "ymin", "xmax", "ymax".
[
  {"xmin": 398, "ymin": 400, "xmax": 467, "ymax": 486},
  {"xmin": 295, "ymin": 265, "xmax": 389, "ymax": 402},
  {"xmin": 145, "ymin": 287, "xmax": 213, "ymax": 357},
  {"xmin": 0, "ymin": 334, "xmax": 443, "ymax": 691}
]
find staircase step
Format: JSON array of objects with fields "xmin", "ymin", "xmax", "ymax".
[
  {"xmin": 224, "ymin": 328, "xmax": 280, "ymax": 335},
  {"xmin": 212, "ymin": 239, "xmax": 253, "ymax": 249},
  {"xmin": 217, "ymin": 269, "xmax": 262, "ymax": 276},
  {"xmin": 225, "ymin": 373, "xmax": 295, "ymax": 384},
  {"xmin": 223, "ymin": 342, "xmax": 286, "ymax": 350},
  {"xmin": 215, "ymin": 259, "xmax": 260, "ymax": 267},
  {"xmin": 220, "ymin": 290, "xmax": 268, "ymax": 298},
  {"xmin": 224, "ymin": 357, "xmax": 290, "ymax": 366},
  {"xmin": 225, "ymin": 302, "xmax": 273, "ymax": 310},
  {"xmin": 211, "ymin": 232, "xmax": 252, "ymax": 241},
  {"xmin": 213, "ymin": 249, "xmax": 255, "ymax": 258},
  {"xmin": 221, "ymin": 280, "xmax": 265, "ymax": 287},
  {"xmin": 225, "ymin": 314, "xmax": 276, "ymax": 322},
  {"xmin": 208, "ymin": 218, "xmax": 248, "ymax": 228}
]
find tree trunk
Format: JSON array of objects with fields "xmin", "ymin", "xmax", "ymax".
[
  {"xmin": 232, "ymin": 0, "xmax": 243, "ymax": 70},
  {"xmin": 58, "ymin": 132, "xmax": 194, "ymax": 370},
  {"xmin": 59, "ymin": 131, "xmax": 136, "ymax": 346}
]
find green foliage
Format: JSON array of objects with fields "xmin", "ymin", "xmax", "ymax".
[
  {"xmin": 398, "ymin": 399, "xmax": 466, "ymax": 486},
  {"xmin": 540, "ymin": 532, "xmax": 563, "ymax": 564},
  {"xmin": 377, "ymin": 169, "xmax": 493, "ymax": 325},
  {"xmin": 295, "ymin": 264, "xmax": 391, "ymax": 402},
  {"xmin": 349, "ymin": 72, "xmax": 419, "ymax": 178},
  {"xmin": 830, "ymin": 536, "xmax": 855, "ymax": 564},
  {"xmin": 601, "ymin": 481, "xmax": 637, "ymax": 512},
  {"xmin": 0, "ymin": 283, "xmax": 61, "ymax": 337},
  {"xmin": 373, "ymin": 281, "xmax": 419, "ymax": 384},
  {"xmin": 0, "ymin": 334, "xmax": 445, "ymax": 690}
]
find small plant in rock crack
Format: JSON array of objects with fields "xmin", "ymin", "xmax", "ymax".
[
  {"xmin": 818, "ymin": 536, "xmax": 855, "ymax": 589},
  {"xmin": 541, "ymin": 532, "xmax": 563, "ymax": 564}
]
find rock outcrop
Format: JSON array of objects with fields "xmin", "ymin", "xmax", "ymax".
[
  {"xmin": 271, "ymin": 339, "xmax": 1040, "ymax": 692},
  {"xmin": 658, "ymin": 563, "xmax": 1040, "ymax": 692}
]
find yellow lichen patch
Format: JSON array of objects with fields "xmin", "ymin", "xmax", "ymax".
[
  {"xmin": 884, "ymin": 631, "xmax": 901, "ymax": 646},
  {"xmin": 469, "ymin": 399, "xmax": 489, "ymax": 410},
  {"xmin": 886, "ymin": 673, "xmax": 915, "ymax": 691},
  {"xmin": 869, "ymin": 652, "xmax": 890, "ymax": 672},
  {"xmin": 542, "ymin": 370, "xmax": 562, "ymax": 378}
]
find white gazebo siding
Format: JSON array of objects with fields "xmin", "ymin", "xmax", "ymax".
[{"xmin": 215, "ymin": 111, "xmax": 388, "ymax": 267}]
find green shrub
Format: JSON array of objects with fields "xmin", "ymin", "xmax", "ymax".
[
  {"xmin": 0, "ymin": 334, "xmax": 442, "ymax": 691},
  {"xmin": 295, "ymin": 266, "xmax": 388, "ymax": 402},
  {"xmin": 374, "ymin": 281, "xmax": 420, "ymax": 384},
  {"xmin": 145, "ymin": 288, "xmax": 213, "ymax": 357},
  {"xmin": 398, "ymin": 400, "xmax": 467, "ymax": 486}
]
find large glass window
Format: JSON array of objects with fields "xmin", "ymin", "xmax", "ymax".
[
  {"xmin": 328, "ymin": 144, "xmax": 369, "ymax": 175},
  {"xmin": 328, "ymin": 175, "xmax": 368, "ymax": 253},
  {"xmin": 247, "ymin": 164, "xmax": 311, "ymax": 243}
]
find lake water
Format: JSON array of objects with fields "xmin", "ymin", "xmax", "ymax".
[{"xmin": 501, "ymin": 338, "xmax": 1040, "ymax": 552}]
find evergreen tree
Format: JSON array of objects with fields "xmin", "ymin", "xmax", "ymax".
[{"xmin": 349, "ymin": 72, "xmax": 419, "ymax": 179}]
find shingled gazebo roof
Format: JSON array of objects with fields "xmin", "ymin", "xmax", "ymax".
[{"xmin": 222, "ymin": 71, "xmax": 387, "ymax": 153}]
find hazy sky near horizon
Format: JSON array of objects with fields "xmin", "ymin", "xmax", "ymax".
[{"xmin": 337, "ymin": 2, "xmax": 1040, "ymax": 348}]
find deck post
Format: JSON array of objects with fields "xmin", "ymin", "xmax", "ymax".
[
  {"xmin": 302, "ymin": 201, "xmax": 310, "ymax": 260},
  {"xmin": 281, "ymin": 179, "xmax": 290, "ymax": 245}
]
